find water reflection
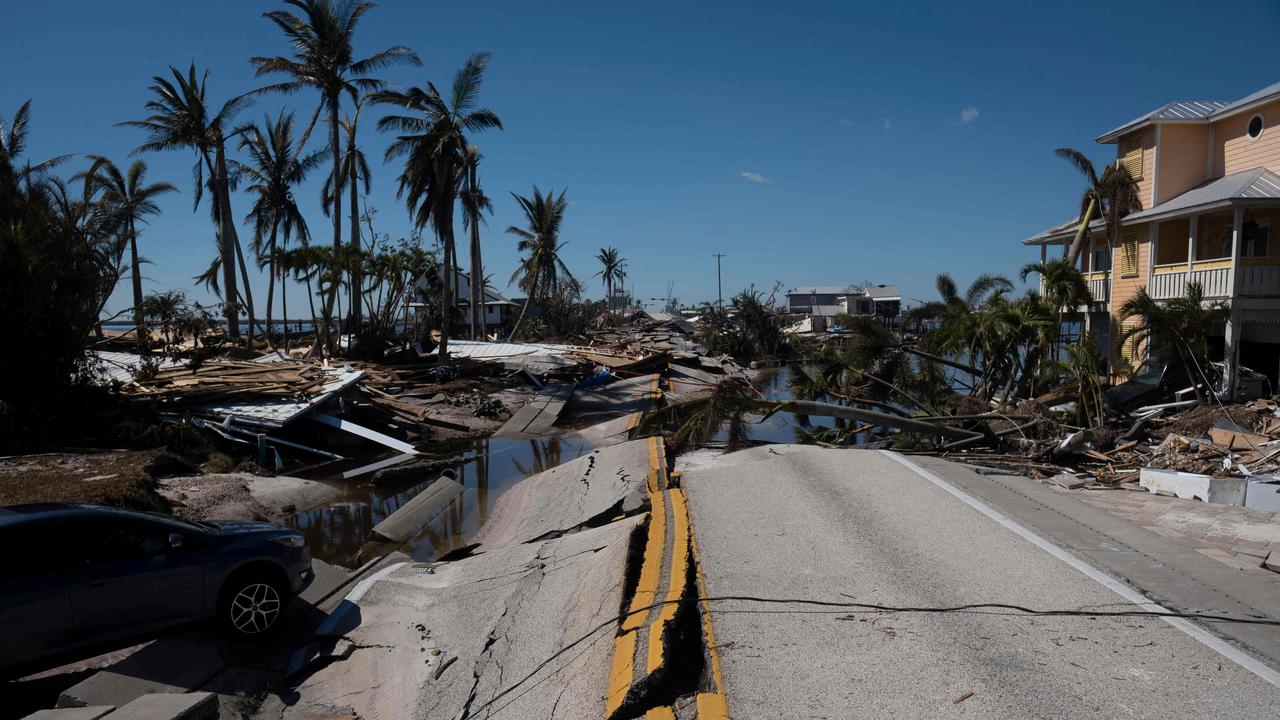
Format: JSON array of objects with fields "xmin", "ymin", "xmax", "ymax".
[
  {"xmin": 287, "ymin": 433, "xmax": 595, "ymax": 566},
  {"xmin": 743, "ymin": 366, "xmax": 839, "ymax": 444}
]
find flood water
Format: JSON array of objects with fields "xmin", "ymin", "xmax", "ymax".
[
  {"xmin": 286, "ymin": 433, "xmax": 596, "ymax": 567},
  {"xmin": 285, "ymin": 365, "xmax": 830, "ymax": 567}
]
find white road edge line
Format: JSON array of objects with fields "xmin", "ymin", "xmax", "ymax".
[
  {"xmin": 882, "ymin": 450, "xmax": 1280, "ymax": 689},
  {"xmin": 290, "ymin": 560, "xmax": 411, "ymax": 676}
]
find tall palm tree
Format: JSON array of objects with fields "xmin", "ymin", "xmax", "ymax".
[
  {"xmin": 594, "ymin": 246, "xmax": 626, "ymax": 313},
  {"xmin": 80, "ymin": 157, "xmax": 178, "ymax": 350},
  {"xmin": 322, "ymin": 95, "xmax": 373, "ymax": 333},
  {"xmin": 252, "ymin": 0, "xmax": 420, "ymax": 352},
  {"xmin": 459, "ymin": 147, "xmax": 492, "ymax": 339},
  {"xmin": 121, "ymin": 64, "xmax": 252, "ymax": 341},
  {"xmin": 373, "ymin": 52, "xmax": 502, "ymax": 358},
  {"xmin": 1055, "ymin": 148, "xmax": 1143, "ymax": 265},
  {"xmin": 506, "ymin": 186, "xmax": 574, "ymax": 339},
  {"xmin": 1, "ymin": 100, "xmax": 71, "ymax": 190},
  {"xmin": 233, "ymin": 111, "xmax": 322, "ymax": 341}
]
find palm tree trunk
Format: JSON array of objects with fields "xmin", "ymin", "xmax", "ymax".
[
  {"xmin": 509, "ymin": 276, "xmax": 536, "ymax": 341},
  {"xmin": 232, "ymin": 235, "xmax": 257, "ymax": 349},
  {"xmin": 469, "ymin": 209, "xmax": 483, "ymax": 341},
  {"xmin": 440, "ymin": 226, "xmax": 453, "ymax": 360},
  {"xmin": 129, "ymin": 220, "xmax": 144, "ymax": 353},
  {"xmin": 265, "ymin": 222, "xmax": 279, "ymax": 344},
  {"xmin": 212, "ymin": 145, "xmax": 239, "ymax": 340},
  {"xmin": 281, "ymin": 261, "xmax": 289, "ymax": 354},
  {"xmin": 319, "ymin": 101, "xmax": 343, "ymax": 355},
  {"xmin": 349, "ymin": 143, "xmax": 363, "ymax": 337},
  {"xmin": 1065, "ymin": 196, "xmax": 1097, "ymax": 265}
]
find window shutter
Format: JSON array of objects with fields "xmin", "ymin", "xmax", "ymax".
[
  {"xmin": 1121, "ymin": 136, "xmax": 1143, "ymax": 179},
  {"xmin": 1117, "ymin": 230, "xmax": 1140, "ymax": 276}
]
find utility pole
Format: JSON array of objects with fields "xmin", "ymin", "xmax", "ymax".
[{"xmin": 713, "ymin": 253, "xmax": 726, "ymax": 309}]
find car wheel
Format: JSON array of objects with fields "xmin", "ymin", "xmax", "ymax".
[{"xmin": 220, "ymin": 573, "xmax": 286, "ymax": 636}]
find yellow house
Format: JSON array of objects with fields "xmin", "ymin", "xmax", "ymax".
[{"xmin": 1023, "ymin": 81, "xmax": 1280, "ymax": 396}]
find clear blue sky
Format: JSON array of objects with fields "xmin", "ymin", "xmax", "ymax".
[{"xmin": 5, "ymin": 0, "xmax": 1279, "ymax": 316}]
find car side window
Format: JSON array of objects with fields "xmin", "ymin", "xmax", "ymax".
[
  {"xmin": 82, "ymin": 520, "xmax": 170, "ymax": 565},
  {"xmin": 1, "ymin": 524, "xmax": 86, "ymax": 579}
]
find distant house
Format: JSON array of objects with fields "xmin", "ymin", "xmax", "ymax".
[
  {"xmin": 410, "ymin": 267, "xmax": 519, "ymax": 335},
  {"xmin": 786, "ymin": 284, "xmax": 901, "ymax": 322}
]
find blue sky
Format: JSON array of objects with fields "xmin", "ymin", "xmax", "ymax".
[{"xmin": 5, "ymin": 0, "xmax": 1280, "ymax": 316}]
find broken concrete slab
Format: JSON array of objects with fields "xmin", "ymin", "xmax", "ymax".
[
  {"xmin": 281, "ymin": 517, "xmax": 643, "ymax": 720},
  {"xmin": 369, "ymin": 474, "xmax": 465, "ymax": 543},
  {"xmin": 1050, "ymin": 472, "xmax": 1090, "ymax": 489},
  {"xmin": 1265, "ymin": 551, "xmax": 1280, "ymax": 573},
  {"xmin": 1139, "ymin": 467, "xmax": 1248, "ymax": 505},
  {"xmin": 57, "ymin": 633, "xmax": 225, "ymax": 709},
  {"xmin": 105, "ymin": 692, "xmax": 217, "ymax": 720},
  {"xmin": 21, "ymin": 708, "xmax": 115, "ymax": 720},
  {"xmin": 575, "ymin": 411, "xmax": 642, "ymax": 447},
  {"xmin": 474, "ymin": 436, "xmax": 654, "ymax": 548}
]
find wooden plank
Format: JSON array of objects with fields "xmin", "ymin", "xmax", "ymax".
[{"xmin": 493, "ymin": 382, "xmax": 574, "ymax": 439}]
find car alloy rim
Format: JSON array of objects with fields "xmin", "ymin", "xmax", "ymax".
[{"xmin": 230, "ymin": 582, "xmax": 281, "ymax": 634}]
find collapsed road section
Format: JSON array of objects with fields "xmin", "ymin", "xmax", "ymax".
[{"xmin": 274, "ymin": 436, "xmax": 728, "ymax": 720}]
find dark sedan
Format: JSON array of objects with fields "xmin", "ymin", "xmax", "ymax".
[{"xmin": 0, "ymin": 503, "xmax": 313, "ymax": 679}]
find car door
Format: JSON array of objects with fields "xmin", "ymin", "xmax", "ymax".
[
  {"xmin": 0, "ymin": 523, "xmax": 78, "ymax": 671},
  {"xmin": 67, "ymin": 517, "xmax": 206, "ymax": 641}
]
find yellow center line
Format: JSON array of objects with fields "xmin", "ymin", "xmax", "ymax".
[
  {"xmin": 647, "ymin": 487, "xmax": 690, "ymax": 673},
  {"xmin": 689, "ymin": 496, "xmax": 730, "ymax": 719}
]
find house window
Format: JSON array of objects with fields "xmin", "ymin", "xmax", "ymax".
[
  {"xmin": 1243, "ymin": 218, "xmax": 1271, "ymax": 257},
  {"xmin": 1117, "ymin": 230, "xmax": 1140, "ymax": 277},
  {"xmin": 1120, "ymin": 135, "xmax": 1143, "ymax": 179},
  {"xmin": 1248, "ymin": 114, "xmax": 1264, "ymax": 141}
]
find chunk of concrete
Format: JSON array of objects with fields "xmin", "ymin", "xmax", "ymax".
[
  {"xmin": 1139, "ymin": 467, "xmax": 1247, "ymax": 505},
  {"xmin": 369, "ymin": 475, "xmax": 465, "ymax": 543},
  {"xmin": 1265, "ymin": 551, "xmax": 1280, "ymax": 574},
  {"xmin": 1050, "ymin": 472, "xmax": 1089, "ymax": 489},
  {"xmin": 107, "ymin": 693, "xmax": 217, "ymax": 720},
  {"xmin": 473, "ymin": 437, "xmax": 654, "ymax": 548},
  {"xmin": 21, "ymin": 708, "xmax": 114, "ymax": 720}
]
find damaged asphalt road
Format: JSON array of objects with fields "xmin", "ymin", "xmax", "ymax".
[
  {"xmin": 678, "ymin": 445, "xmax": 1280, "ymax": 719},
  {"xmin": 275, "ymin": 437, "xmax": 702, "ymax": 720}
]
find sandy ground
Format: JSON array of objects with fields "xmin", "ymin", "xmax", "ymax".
[
  {"xmin": 159, "ymin": 473, "xmax": 338, "ymax": 523},
  {"xmin": 0, "ymin": 449, "xmax": 180, "ymax": 512}
]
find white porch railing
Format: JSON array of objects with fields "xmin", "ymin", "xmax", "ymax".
[
  {"xmin": 1150, "ymin": 267, "xmax": 1231, "ymax": 299},
  {"xmin": 1238, "ymin": 266, "xmax": 1280, "ymax": 297},
  {"xmin": 1087, "ymin": 277, "xmax": 1109, "ymax": 304}
]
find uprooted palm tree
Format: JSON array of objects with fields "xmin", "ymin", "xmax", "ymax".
[
  {"xmin": 506, "ymin": 186, "xmax": 573, "ymax": 339},
  {"xmin": 122, "ymin": 64, "xmax": 253, "ymax": 342},
  {"xmin": 1119, "ymin": 282, "xmax": 1227, "ymax": 402},
  {"xmin": 253, "ymin": 0, "xmax": 421, "ymax": 352},
  {"xmin": 1055, "ymin": 147, "xmax": 1143, "ymax": 265},
  {"xmin": 374, "ymin": 52, "xmax": 502, "ymax": 358},
  {"xmin": 79, "ymin": 157, "xmax": 177, "ymax": 350}
]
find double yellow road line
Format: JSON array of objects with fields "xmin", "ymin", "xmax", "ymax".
[{"xmin": 605, "ymin": 436, "xmax": 729, "ymax": 719}]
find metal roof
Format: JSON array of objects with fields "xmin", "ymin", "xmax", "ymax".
[
  {"xmin": 787, "ymin": 286, "xmax": 857, "ymax": 296},
  {"xmin": 1021, "ymin": 217, "xmax": 1104, "ymax": 245},
  {"xmin": 1096, "ymin": 100, "xmax": 1230, "ymax": 143},
  {"xmin": 1123, "ymin": 167, "xmax": 1280, "ymax": 223},
  {"xmin": 863, "ymin": 284, "xmax": 901, "ymax": 300},
  {"xmin": 1211, "ymin": 80, "xmax": 1280, "ymax": 121}
]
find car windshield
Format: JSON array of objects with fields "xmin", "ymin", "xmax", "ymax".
[
  {"xmin": 102, "ymin": 507, "xmax": 217, "ymax": 533},
  {"xmin": 1131, "ymin": 362, "xmax": 1165, "ymax": 386}
]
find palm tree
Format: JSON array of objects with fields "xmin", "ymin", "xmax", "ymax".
[
  {"xmin": 373, "ymin": 52, "xmax": 502, "ymax": 358},
  {"xmin": 459, "ymin": 147, "xmax": 492, "ymax": 339},
  {"xmin": 1019, "ymin": 257, "xmax": 1092, "ymax": 353},
  {"xmin": 1119, "ymin": 282, "xmax": 1227, "ymax": 402},
  {"xmin": 905, "ymin": 273, "xmax": 1013, "ymax": 367},
  {"xmin": 1054, "ymin": 148, "xmax": 1143, "ymax": 265},
  {"xmin": 233, "ymin": 111, "xmax": 322, "ymax": 342},
  {"xmin": 121, "ymin": 64, "xmax": 252, "ymax": 341},
  {"xmin": 1, "ymin": 100, "xmax": 71, "ymax": 190},
  {"xmin": 594, "ymin": 247, "xmax": 626, "ymax": 314},
  {"xmin": 506, "ymin": 186, "xmax": 574, "ymax": 339},
  {"xmin": 321, "ymin": 95, "xmax": 374, "ymax": 334},
  {"xmin": 252, "ymin": 0, "xmax": 421, "ymax": 352},
  {"xmin": 80, "ymin": 158, "xmax": 177, "ymax": 350}
]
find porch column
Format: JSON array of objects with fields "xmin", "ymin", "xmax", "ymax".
[
  {"xmin": 1084, "ymin": 233, "xmax": 1096, "ymax": 336},
  {"xmin": 1223, "ymin": 310, "xmax": 1241, "ymax": 401},
  {"xmin": 1228, "ymin": 207, "xmax": 1244, "ymax": 296},
  {"xmin": 1186, "ymin": 215, "xmax": 1197, "ymax": 277}
]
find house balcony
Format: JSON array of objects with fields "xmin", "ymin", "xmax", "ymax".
[{"xmin": 1149, "ymin": 260, "xmax": 1232, "ymax": 300}]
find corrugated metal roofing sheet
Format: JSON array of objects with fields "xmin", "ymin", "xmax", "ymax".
[
  {"xmin": 1021, "ymin": 217, "xmax": 1105, "ymax": 245},
  {"xmin": 1124, "ymin": 167, "xmax": 1280, "ymax": 222},
  {"xmin": 1096, "ymin": 100, "xmax": 1230, "ymax": 142},
  {"xmin": 1210, "ymin": 80, "xmax": 1280, "ymax": 120}
]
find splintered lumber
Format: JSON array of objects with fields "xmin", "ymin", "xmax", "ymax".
[{"xmin": 494, "ymin": 382, "xmax": 574, "ymax": 439}]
